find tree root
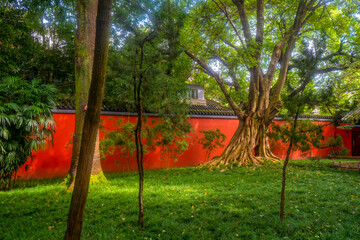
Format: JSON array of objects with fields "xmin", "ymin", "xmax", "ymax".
[{"xmin": 201, "ymin": 152, "xmax": 281, "ymax": 169}]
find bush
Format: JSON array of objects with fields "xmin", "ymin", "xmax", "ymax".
[{"xmin": 0, "ymin": 76, "xmax": 56, "ymax": 189}]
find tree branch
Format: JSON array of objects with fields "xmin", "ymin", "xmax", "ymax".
[
  {"xmin": 300, "ymin": 0, "xmax": 324, "ymax": 28},
  {"xmin": 255, "ymin": 0, "xmax": 264, "ymax": 47},
  {"xmin": 315, "ymin": 66, "xmax": 348, "ymax": 74},
  {"xmin": 185, "ymin": 50, "xmax": 243, "ymax": 118},
  {"xmin": 212, "ymin": 0, "xmax": 247, "ymax": 50},
  {"xmin": 231, "ymin": 0, "xmax": 252, "ymax": 44},
  {"xmin": 208, "ymin": 55, "xmax": 241, "ymax": 90},
  {"xmin": 270, "ymin": 0, "xmax": 308, "ymax": 98},
  {"xmin": 220, "ymin": 37, "xmax": 240, "ymax": 51},
  {"xmin": 219, "ymin": 38, "xmax": 251, "ymax": 71}
]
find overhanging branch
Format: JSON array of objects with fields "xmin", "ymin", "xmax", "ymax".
[{"xmin": 185, "ymin": 50, "xmax": 243, "ymax": 118}]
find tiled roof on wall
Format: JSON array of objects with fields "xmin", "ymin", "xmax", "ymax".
[
  {"xmin": 341, "ymin": 107, "xmax": 360, "ymax": 122},
  {"xmin": 55, "ymin": 98, "xmax": 235, "ymax": 116},
  {"xmin": 275, "ymin": 114, "xmax": 333, "ymax": 121},
  {"xmin": 189, "ymin": 99, "xmax": 234, "ymax": 116},
  {"xmin": 54, "ymin": 98, "xmax": 334, "ymax": 120}
]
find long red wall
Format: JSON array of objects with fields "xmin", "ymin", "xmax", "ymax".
[{"xmin": 16, "ymin": 113, "xmax": 353, "ymax": 179}]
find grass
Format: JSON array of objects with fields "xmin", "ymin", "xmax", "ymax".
[{"xmin": 0, "ymin": 159, "xmax": 359, "ymax": 239}]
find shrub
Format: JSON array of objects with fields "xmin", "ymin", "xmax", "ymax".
[{"xmin": 0, "ymin": 76, "xmax": 56, "ymax": 189}]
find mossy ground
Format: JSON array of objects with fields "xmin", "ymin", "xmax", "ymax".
[
  {"xmin": 0, "ymin": 159, "xmax": 359, "ymax": 239},
  {"xmin": 61, "ymin": 171, "xmax": 107, "ymax": 189}
]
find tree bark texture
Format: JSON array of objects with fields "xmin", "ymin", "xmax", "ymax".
[
  {"xmin": 68, "ymin": 0, "xmax": 104, "ymax": 188},
  {"xmin": 64, "ymin": 0, "xmax": 113, "ymax": 239},
  {"xmin": 186, "ymin": 0, "xmax": 324, "ymax": 167},
  {"xmin": 207, "ymin": 117, "xmax": 278, "ymax": 167}
]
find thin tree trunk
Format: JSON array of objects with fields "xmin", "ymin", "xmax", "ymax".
[
  {"xmin": 135, "ymin": 106, "xmax": 144, "ymax": 229},
  {"xmin": 68, "ymin": 0, "xmax": 105, "ymax": 189},
  {"xmin": 134, "ymin": 39, "xmax": 146, "ymax": 230},
  {"xmin": 280, "ymin": 137, "xmax": 292, "ymax": 220},
  {"xmin": 64, "ymin": 1, "xmax": 113, "ymax": 239},
  {"xmin": 280, "ymin": 108, "xmax": 300, "ymax": 220}
]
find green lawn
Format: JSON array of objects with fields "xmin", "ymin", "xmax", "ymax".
[{"xmin": 0, "ymin": 160, "xmax": 359, "ymax": 239}]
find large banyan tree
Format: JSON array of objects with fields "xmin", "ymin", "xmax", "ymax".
[{"xmin": 182, "ymin": 0, "xmax": 358, "ymax": 166}]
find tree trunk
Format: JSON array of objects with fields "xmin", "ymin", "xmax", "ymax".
[
  {"xmin": 255, "ymin": 123, "xmax": 281, "ymax": 160},
  {"xmin": 64, "ymin": 0, "xmax": 113, "ymax": 239},
  {"xmin": 133, "ymin": 38, "xmax": 147, "ymax": 230},
  {"xmin": 207, "ymin": 117, "xmax": 261, "ymax": 166},
  {"xmin": 206, "ymin": 114, "xmax": 280, "ymax": 167},
  {"xmin": 67, "ymin": 0, "xmax": 105, "ymax": 188},
  {"xmin": 134, "ymin": 83, "xmax": 144, "ymax": 229},
  {"xmin": 280, "ymin": 138, "xmax": 292, "ymax": 220},
  {"xmin": 135, "ymin": 113, "xmax": 144, "ymax": 229}
]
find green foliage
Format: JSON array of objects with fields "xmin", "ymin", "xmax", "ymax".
[
  {"xmin": 284, "ymin": 30, "xmax": 360, "ymax": 116},
  {"xmin": 101, "ymin": 121, "xmax": 137, "ymax": 169},
  {"xmin": 269, "ymin": 119, "xmax": 345, "ymax": 154},
  {"xmin": 198, "ymin": 129, "xmax": 226, "ymax": 159},
  {"xmin": 101, "ymin": 117, "xmax": 192, "ymax": 166},
  {"xmin": 270, "ymin": 90, "xmax": 348, "ymax": 156},
  {"xmin": 102, "ymin": 1, "xmax": 193, "ymax": 166},
  {"xmin": 105, "ymin": 0, "xmax": 191, "ymax": 114},
  {"xmin": 0, "ymin": 2, "xmax": 75, "ymax": 97},
  {"xmin": 0, "ymin": 160, "xmax": 359, "ymax": 239},
  {"xmin": 0, "ymin": 76, "xmax": 56, "ymax": 189},
  {"xmin": 147, "ymin": 117, "xmax": 192, "ymax": 162},
  {"xmin": 0, "ymin": 5, "xmax": 41, "ymax": 79},
  {"xmin": 179, "ymin": 0, "xmax": 360, "ymax": 114}
]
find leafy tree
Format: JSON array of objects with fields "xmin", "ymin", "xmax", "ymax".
[
  {"xmin": 1, "ymin": 1, "xmax": 76, "ymax": 96},
  {"xmin": 106, "ymin": 0, "xmax": 190, "ymax": 229},
  {"xmin": 0, "ymin": 76, "xmax": 56, "ymax": 190},
  {"xmin": 270, "ymin": 33, "xmax": 355, "ymax": 219},
  {"xmin": 0, "ymin": 5, "xmax": 38, "ymax": 79},
  {"xmin": 286, "ymin": 32, "xmax": 360, "ymax": 115},
  {"xmin": 101, "ymin": 121, "xmax": 137, "ymax": 171},
  {"xmin": 181, "ymin": 0, "xmax": 359, "ymax": 166},
  {"xmin": 64, "ymin": 0, "xmax": 113, "ymax": 239},
  {"xmin": 101, "ymin": 118, "xmax": 191, "ymax": 167},
  {"xmin": 3, "ymin": 0, "xmax": 107, "ymax": 187},
  {"xmin": 268, "ymin": 91, "xmax": 346, "ymax": 220},
  {"xmin": 149, "ymin": 119, "xmax": 191, "ymax": 164}
]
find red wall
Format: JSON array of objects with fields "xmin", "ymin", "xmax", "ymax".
[
  {"xmin": 99, "ymin": 115, "xmax": 239, "ymax": 173},
  {"xmin": 16, "ymin": 113, "xmax": 353, "ymax": 179},
  {"xmin": 335, "ymin": 123, "xmax": 360, "ymax": 156},
  {"xmin": 17, "ymin": 113, "xmax": 74, "ymax": 179}
]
